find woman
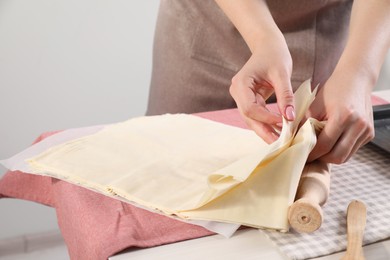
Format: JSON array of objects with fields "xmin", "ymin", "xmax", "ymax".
[{"xmin": 146, "ymin": 0, "xmax": 390, "ymax": 164}]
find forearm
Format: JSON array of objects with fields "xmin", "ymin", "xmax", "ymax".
[
  {"xmin": 337, "ymin": 0, "xmax": 390, "ymax": 88},
  {"xmin": 214, "ymin": 0, "xmax": 284, "ymax": 53},
  {"xmin": 214, "ymin": 0, "xmax": 296, "ymax": 141}
]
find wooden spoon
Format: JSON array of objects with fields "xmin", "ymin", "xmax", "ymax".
[{"xmin": 341, "ymin": 200, "xmax": 367, "ymax": 260}]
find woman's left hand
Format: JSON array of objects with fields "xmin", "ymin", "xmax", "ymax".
[{"xmin": 307, "ymin": 70, "xmax": 375, "ymax": 164}]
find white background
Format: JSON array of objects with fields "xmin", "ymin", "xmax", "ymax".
[
  {"xmin": 0, "ymin": 0, "xmax": 389, "ymax": 240},
  {"xmin": 0, "ymin": 0, "xmax": 159, "ymax": 239}
]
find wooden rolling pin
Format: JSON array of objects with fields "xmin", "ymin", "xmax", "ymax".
[{"xmin": 288, "ymin": 161, "xmax": 331, "ymax": 233}]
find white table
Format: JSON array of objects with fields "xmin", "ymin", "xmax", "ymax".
[
  {"xmin": 111, "ymin": 91, "xmax": 390, "ymax": 260},
  {"xmin": 111, "ymin": 228, "xmax": 390, "ymax": 260}
]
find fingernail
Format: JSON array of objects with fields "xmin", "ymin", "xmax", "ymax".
[{"xmin": 285, "ymin": 105, "xmax": 295, "ymax": 121}]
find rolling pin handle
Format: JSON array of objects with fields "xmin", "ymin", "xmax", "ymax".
[
  {"xmin": 288, "ymin": 162, "xmax": 331, "ymax": 233},
  {"xmin": 288, "ymin": 198, "xmax": 323, "ymax": 233}
]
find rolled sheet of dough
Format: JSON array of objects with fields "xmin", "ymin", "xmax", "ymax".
[{"xmin": 27, "ymin": 80, "xmax": 323, "ymax": 231}]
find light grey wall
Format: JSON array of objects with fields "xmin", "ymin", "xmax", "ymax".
[
  {"xmin": 0, "ymin": 0, "xmax": 159, "ymax": 239},
  {"xmin": 377, "ymin": 52, "xmax": 390, "ymax": 90}
]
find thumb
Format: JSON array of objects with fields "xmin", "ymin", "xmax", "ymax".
[{"xmin": 273, "ymin": 77, "xmax": 295, "ymax": 121}]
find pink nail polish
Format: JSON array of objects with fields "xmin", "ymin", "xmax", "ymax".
[{"xmin": 285, "ymin": 105, "xmax": 295, "ymax": 121}]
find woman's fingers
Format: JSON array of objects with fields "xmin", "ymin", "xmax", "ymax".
[
  {"xmin": 227, "ymin": 34, "xmax": 294, "ymax": 143},
  {"xmin": 230, "ymin": 81, "xmax": 283, "ymax": 142},
  {"xmin": 308, "ymin": 109, "xmax": 374, "ymax": 164},
  {"xmin": 230, "ymin": 75, "xmax": 282, "ymax": 123},
  {"xmin": 271, "ymin": 72, "xmax": 295, "ymax": 121},
  {"xmin": 244, "ymin": 116, "xmax": 280, "ymax": 143}
]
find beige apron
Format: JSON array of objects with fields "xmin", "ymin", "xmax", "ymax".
[{"xmin": 146, "ymin": 0, "xmax": 353, "ymax": 115}]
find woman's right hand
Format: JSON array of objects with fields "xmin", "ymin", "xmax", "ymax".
[
  {"xmin": 229, "ymin": 34, "xmax": 295, "ymax": 143},
  {"xmin": 215, "ymin": 0, "xmax": 296, "ymax": 143}
]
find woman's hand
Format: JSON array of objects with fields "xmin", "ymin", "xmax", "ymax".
[
  {"xmin": 229, "ymin": 35, "xmax": 295, "ymax": 143},
  {"xmin": 215, "ymin": 0, "xmax": 296, "ymax": 143},
  {"xmin": 307, "ymin": 0, "xmax": 390, "ymax": 164},
  {"xmin": 307, "ymin": 70, "xmax": 375, "ymax": 164},
  {"xmin": 216, "ymin": 0, "xmax": 389, "ymax": 151}
]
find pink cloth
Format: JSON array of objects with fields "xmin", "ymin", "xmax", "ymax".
[
  {"xmin": 371, "ymin": 95, "xmax": 389, "ymax": 105},
  {"xmin": 0, "ymin": 167, "xmax": 214, "ymax": 259},
  {"xmin": 0, "ymin": 131, "xmax": 59, "ymax": 206},
  {"xmin": 0, "ymin": 97, "xmax": 388, "ymax": 259},
  {"xmin": 0, "ymin": 110, "xmax": 248, "ymax": 260}
]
